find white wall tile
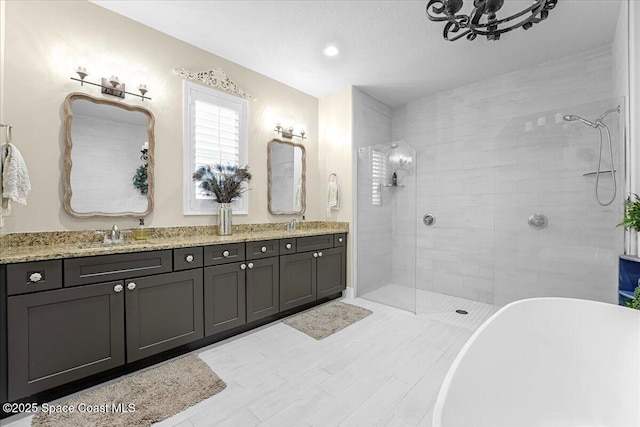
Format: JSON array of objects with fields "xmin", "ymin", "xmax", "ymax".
[{"xmin": 391, "ymin": 45, "xmax": 621, "ymax": 307}]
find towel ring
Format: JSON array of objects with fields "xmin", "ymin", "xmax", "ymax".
[{"xmin": 329, "ymin": 173, "xmax": 338, "ymax": 183}]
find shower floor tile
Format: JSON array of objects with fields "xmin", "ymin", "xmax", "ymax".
[{"xmin": 417, "ymin": 290, "xmax": 497, "ymax": 331}]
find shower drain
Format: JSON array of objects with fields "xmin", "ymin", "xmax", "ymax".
[{"xmin": 455, "ymin": 309, "xmax": 469, "ymax": 315}]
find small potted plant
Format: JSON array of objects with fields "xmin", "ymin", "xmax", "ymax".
[
  {"xmin": 627, "ymin": 286, "xmax": 640, "ymax": 310},
  {"xmin": 192, "ymin": 164, "xmax": 251, "ymax": 235},
  {"xmin": 618, "ymin": 194, "xmax": 640, "ymax": 255}
]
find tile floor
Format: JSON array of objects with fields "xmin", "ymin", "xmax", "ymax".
[{"xmin": 3, "ymin": 294, "xmax": 496, "ymax": 427}]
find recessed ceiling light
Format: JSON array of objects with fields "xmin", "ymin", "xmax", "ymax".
[{"xmin": 322, "ymin": 44, "xmax": 340, "ymax": 57}]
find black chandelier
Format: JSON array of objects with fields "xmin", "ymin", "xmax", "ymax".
[{"xmin": 426, "ymin": 0, "xmax": 558, "ymax": 41}]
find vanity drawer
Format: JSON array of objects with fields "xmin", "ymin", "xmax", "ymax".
[
  {"xmin": 203, "ymin": 243, "xmax": 245, "ymax": 266},
  {"xmin": 63, "ymin": 250, "xmax": 173, "ymax": 287},
  {"xmin": 280, "ymin": 238, "xmax": 297, "ymax": 254},
  {"xmin": 174, "ymin": 247, "xmax": 204, "ymax": 271},
  {"xmin": 7, "ymin": 260, "xmax": 63, "ymax": 296},
  {"xmin": 246, "ymin": 240, "xmax": 280, "ymax": 260},
  {"xmin": 334, "ymin": 233, "xmax": 347, "ymax": 247},
  {"xmin": 296, "ymin": 235, "xmax": 334, "ymax": 253}
]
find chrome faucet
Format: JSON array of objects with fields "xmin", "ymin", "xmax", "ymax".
[
  {"xmin": 287, "ymin": 219, "xmax": 299, "ymax": 232},
  {"xmin": 110, "ymin": 224, "xmax": 119, "ymax": 241},
  {"xmin": 104, "ymin": 224, "xmax": 123, "ymax": 244}
]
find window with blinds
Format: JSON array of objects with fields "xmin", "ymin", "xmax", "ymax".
[
  {"xmin": 193, "ymin": 100, "xmax": 240, "ymax": 199},
  {"xmin": 371, "ymin": 150, "xmax": 386, "ymax": 206},
  {"xmin": 183, "ymin": 81, "xmax": 248, "ymax": 215}
]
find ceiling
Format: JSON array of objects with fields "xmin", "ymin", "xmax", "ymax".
[{"xmin": 92, "ymin": 0, "xmax": 623, "ymax": 108}]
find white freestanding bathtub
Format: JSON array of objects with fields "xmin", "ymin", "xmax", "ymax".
[{"xmin": 433, "ymin": 298, "xmax": 640, "ymax": 427}]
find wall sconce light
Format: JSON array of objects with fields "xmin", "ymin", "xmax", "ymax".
[
  {"xmin": 274, "ymin": 123, "xmax": 306, "ymax": 141},
  {"xmin": 71, "ymin": 66, "xmax": 152, "ymax": 101}
]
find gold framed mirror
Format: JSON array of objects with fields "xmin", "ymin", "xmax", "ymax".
[
  {"xmin": 267, "ymin": 138, "xmax": 306, "ymax": 215},
  {"xmin": 63, "ymin": 92, "xmax": 155, "ymax": 217}
]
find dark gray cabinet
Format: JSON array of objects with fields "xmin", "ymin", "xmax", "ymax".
[
  {"xmin": 7, "ymin": 281, "xmax": 125, "ymax": 400},
  {"xmin": 2, "ymin": 232, "xmax": 348, "ymax": 403},
  {"xmin": 174, "ymin": 247, "xmax": 204, "ymax": 271},
  {"xmin": 317, "ymin": 247, "xmax": 346, "ymax": 299},
  {"xmin": 204, "ymin": 243, "xmax": 245, "ymax": 266},
  {"xmin": 7, "ymin": 260, "xmax": 62, "ymax": 295},
  {"xmin": 0, "ymin": 266, "xmax": 6, "ymax": 404},
  {"xmin": 296, "ymin": 235, "xmax": 334, "ymax": 252},
  {"xmin": 280, "ymin": 252, "xmax": 317, "ymax": 311},
  {"xmin": 204, "ymin": 262, "xmax": 246, "ymax": 336},
  {"xmin": 246, "ymin": 257, "xmax": 279, "ymax": 322},
  {"xmin": 280, "ymin": 244, "xmax": 346, "ymax": 311},
  {"xmin": 125, "ymin": 270, "xmax": 203, "ymax": 362},
  {"xmin": 246, "ymin": 240, "xmax": 280, "ymax": 260},
  {"xmin": 63, "ymin": 250, "xmax": 172, "ymax": 287}
]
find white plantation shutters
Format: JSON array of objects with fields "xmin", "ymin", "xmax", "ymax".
[
  {"xmin": 183, "ymin": 81, "xmax": 248, "ymax": 215},
  {"xmin": 194, "ymin": 101, "xmax": 241, "ymax": 199},
  {"xmin": 371, "ymin": 149, "xmax": 386, "ymax": 206}
]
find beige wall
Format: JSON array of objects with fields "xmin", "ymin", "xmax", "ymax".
[
  {"xmin": 318, "ymin": 87, "xmax": 354, "ymax": 287},
  {"xmin": 2, "ymin": 0, "xmax": 321, "ymax": 233}
]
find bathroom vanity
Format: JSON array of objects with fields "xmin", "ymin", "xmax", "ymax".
[{"xmin": 0, "ymin": 223, "xmax": 347, "ymax": 406}]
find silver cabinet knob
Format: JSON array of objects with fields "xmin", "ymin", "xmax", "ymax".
[
  {"xmin": 248, "ymin": 262, "xmax": 254, "ymax": 269},
  {"xmin": 261, "ymin": 246, "xmax": 267, "ymax": 253},
  {"xmin": 313, "ymin": 252, "xmax": 318, "ymax": 258},
  {"xmin": 29, "ymin": 272, "xmax": 43, "ymax": 283},
  {"xmin": 222, "ymin": 250, "xmax": 230, "ymax": 258},
  {"xmin": 185, "ymin": 254, "xmax": 194, "ymax": 263},
  {"xmin": 285, "ymin": 243, "xmax": 292, "ymax": 249},
  {"xmin": 338, "ymin": 237, "xmax": 343, "ymax": 243},
  {"xmin": 318, "ymin": 252, "xmax": 323, "ymax": 257},
  {"xmin": 127, "ymin": 282, "xmax": 137, "ymax": 290},
  {"xmin": 240, "ymin": 263, "xmax": 247, "ymax": 270},
  {"xmin": 114, "ymin": 284, "xmax": 123, "ymax": 293}
]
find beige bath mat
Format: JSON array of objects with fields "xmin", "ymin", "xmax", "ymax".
[
  {"xmin": 284, "ymin": 300, "xmax": 372, "ymax": 340},
  {"xmin": 31, "ymin": 355, "xmax": 225, "ymax": 427}
]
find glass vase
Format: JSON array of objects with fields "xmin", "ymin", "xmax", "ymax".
[{"xmin": 218, "ymin": 203, "xmax": 232, "ymax": 236}]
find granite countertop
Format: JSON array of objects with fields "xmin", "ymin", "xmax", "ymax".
[{"xmin": 0, "ymin": 222, "xmax": 349, "ymax": 264}]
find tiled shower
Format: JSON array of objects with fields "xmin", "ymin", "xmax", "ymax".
[{"xmin": 355, "ymin": 42, "xmax": 627, "ymax": 312}]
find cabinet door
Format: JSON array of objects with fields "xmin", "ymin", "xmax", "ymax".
[
  {"xmin": 204, "ymin": 262, "xmax": 247, "ymax": 336},
  {"xmin": 316, "ymin": 247, "xmax": 346, "ymax": 299},
  {"xmin": 246, "ymin": 257, "xmax": 279, "ymax": 323},
  {"xmin": 7, "ymin": 282, "xmax": 125, "ymax": 400},
  {"xmin": 125, "ymin": 270, "xmax": 203, "ymax": 363},
  {"xmin": 280, "ymin": 252, "xmax": 316, "ymax": 311}
]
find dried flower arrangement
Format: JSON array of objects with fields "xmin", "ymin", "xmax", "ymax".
[{"xmin": 192, "ymin": 164, "xmax": 251, "ymax": 203}]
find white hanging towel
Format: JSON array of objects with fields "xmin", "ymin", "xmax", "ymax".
[
  {"xmin": 294, "ymin": 184, "xmax": 302, "ymax": 209},
  {"xmin": 326, "ymin": 177, "xmax": 340, "ymax": 217},
  {"xmin": 1, "ymin": 143, "xmax": 31, "ymax": 221}
]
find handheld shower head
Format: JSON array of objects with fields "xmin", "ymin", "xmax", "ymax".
[{"xmin": 563, "ymin": 114, "xmax": 598, "ymax": 128}]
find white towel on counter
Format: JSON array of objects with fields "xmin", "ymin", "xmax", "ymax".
[
  {"xmin": 326, "ymin": 180, "xmax": 340, "ymax": 217},
  {"xmin": 1, "ymin": 143, "xmax": 31, "ymax": 224}
]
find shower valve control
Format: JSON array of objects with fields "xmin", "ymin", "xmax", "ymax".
[
  {"xmin": 528, "ymin": 213, "xmax": 548, "ymax": 230},
  {"xmin": 423, "ymin": 214, "xmax": 436, "ymax": 227}
]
